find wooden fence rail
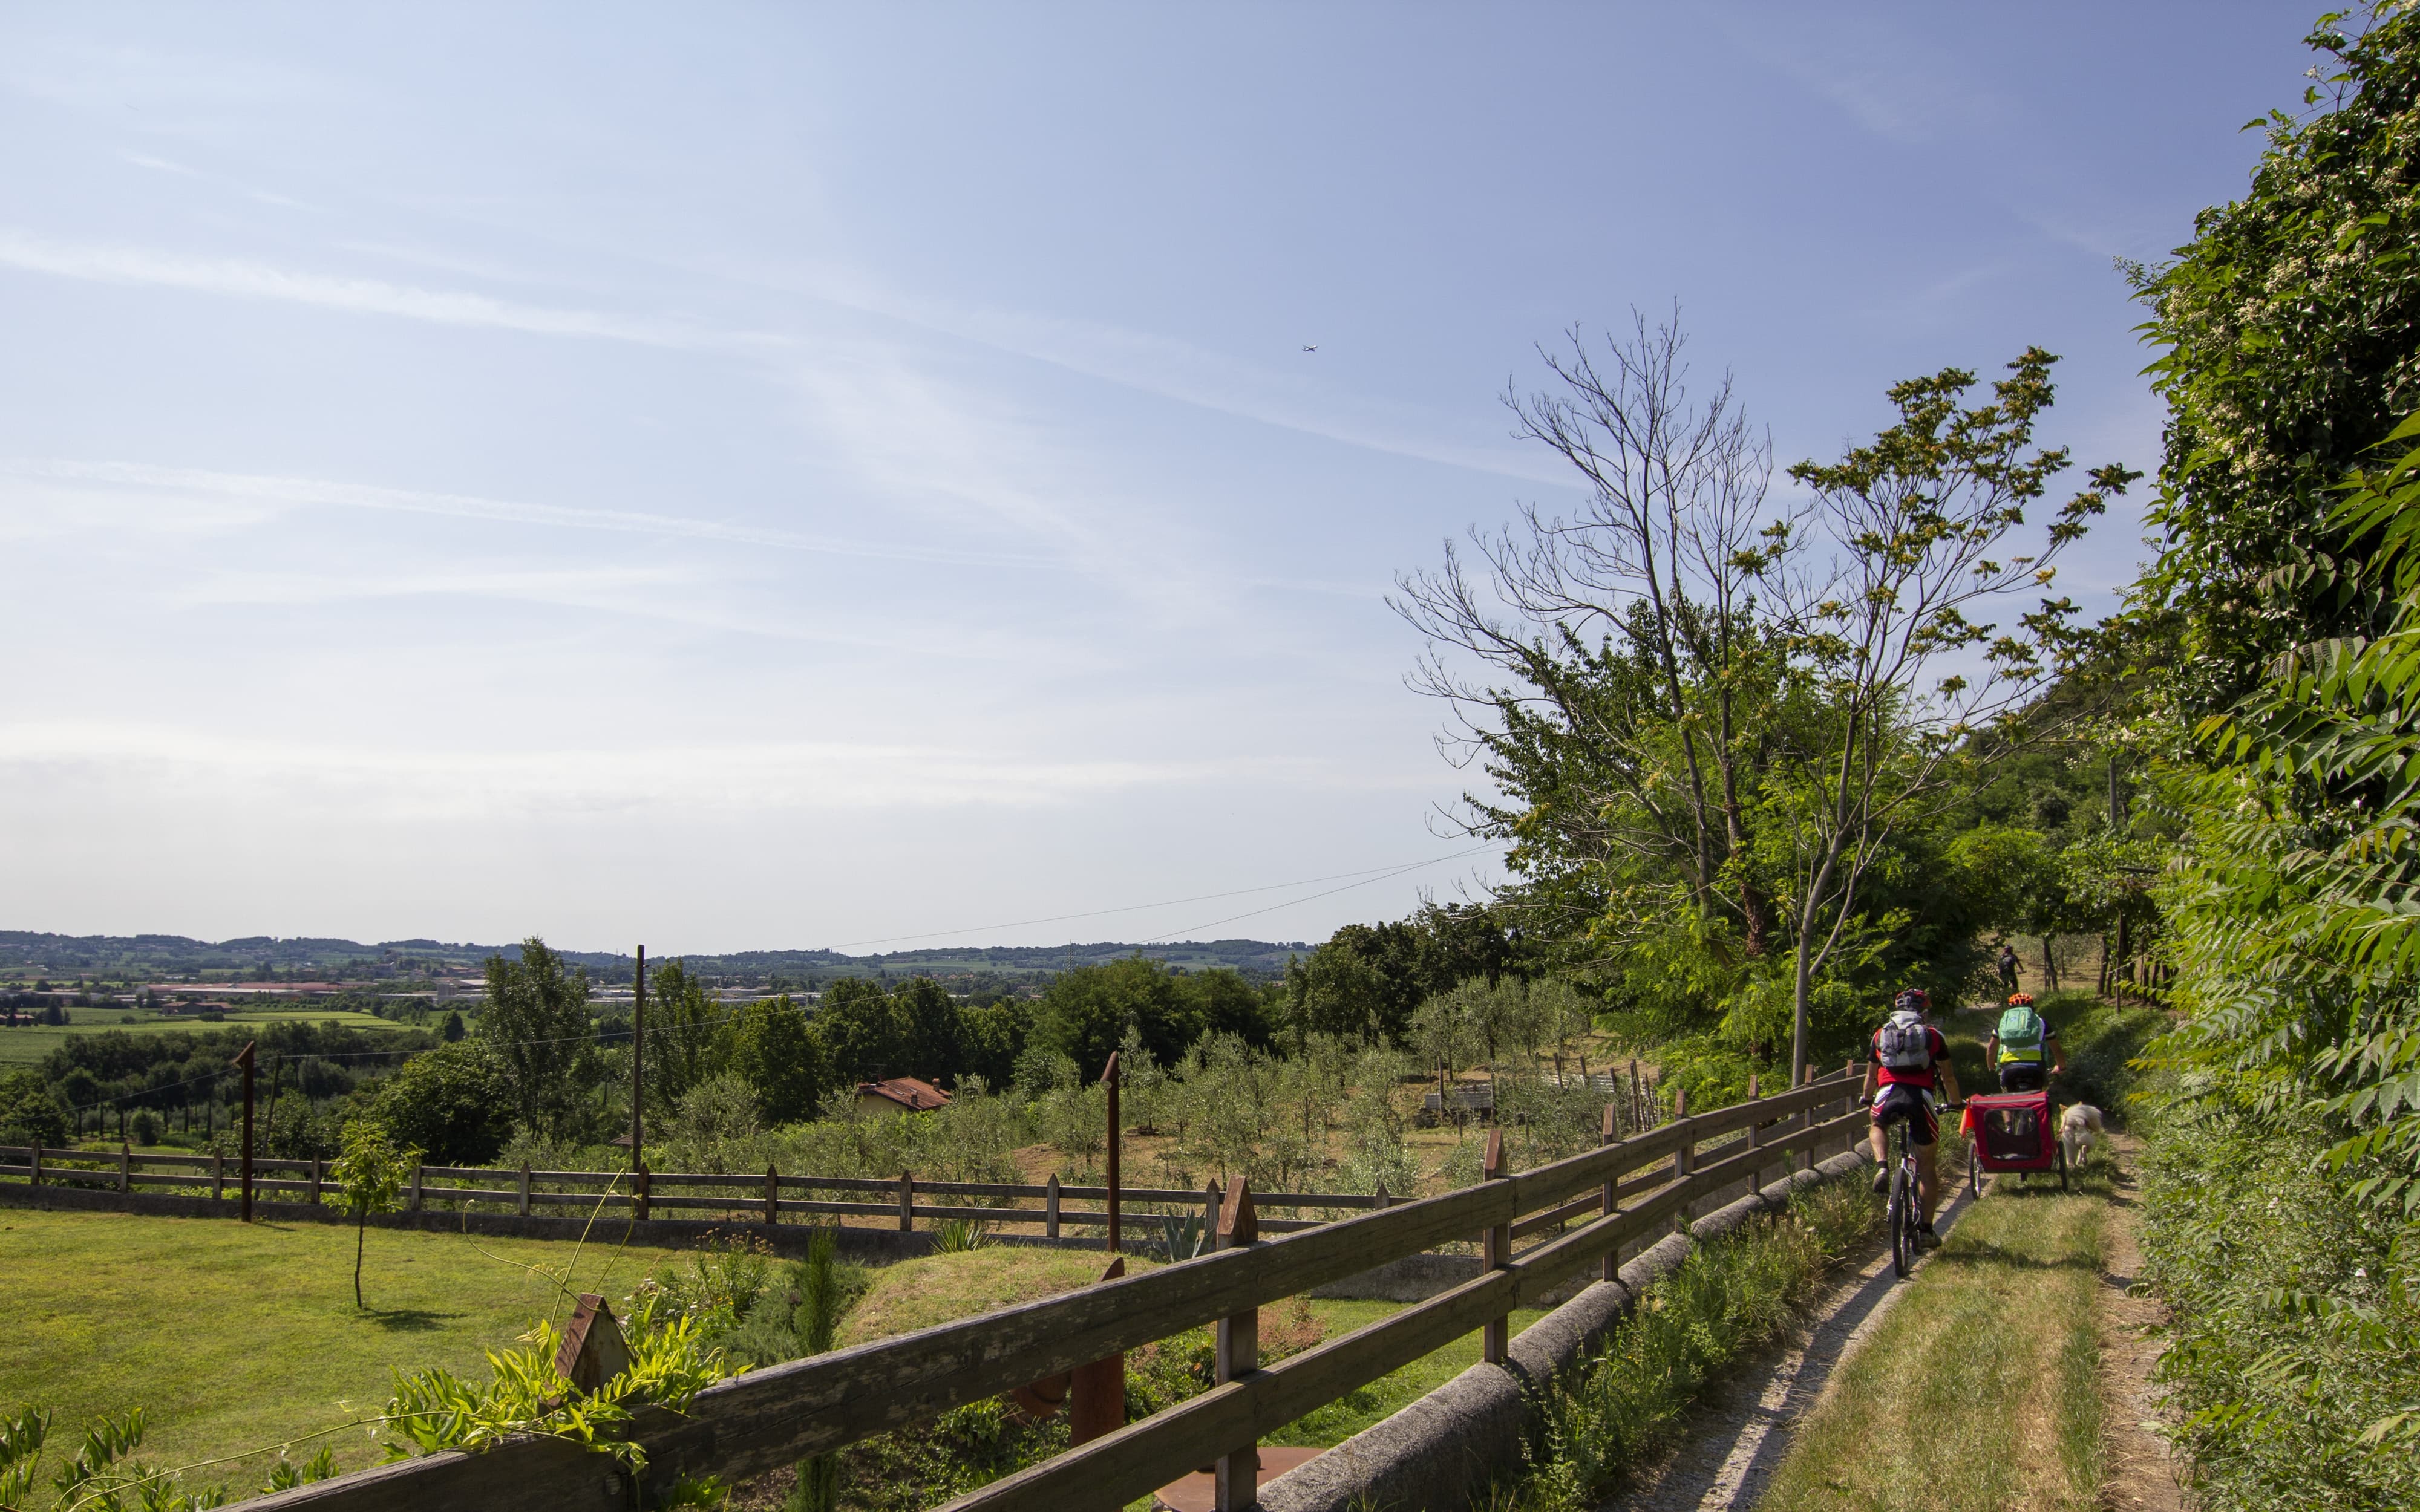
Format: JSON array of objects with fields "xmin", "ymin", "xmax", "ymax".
[
  {"xmin": 0, "ymin": 1149, "xmax": 1380, "ymax": 1235},
  {"xmin": 214, "ymin": 1063, "xmax": 1871, "ymax": 1511}
]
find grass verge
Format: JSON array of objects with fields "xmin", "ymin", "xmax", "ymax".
[
  {"xmin": 1505, "ymin": 1179, "xmax": 1882, "ymax": 1511},
  {"xmin": 1752, "ymin": 1160, "xmax": 2113, "ymax": 1512}
]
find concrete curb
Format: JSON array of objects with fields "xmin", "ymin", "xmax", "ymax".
[{"xmin": 1258, "ymin": 1145, "xmax": 1874, "ymax": 1512}]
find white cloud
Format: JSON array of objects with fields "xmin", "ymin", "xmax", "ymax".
[
  {"xmin": 0, "ymin": 719, "xmax": 1348, "ymax": 818},
  {"xmin": 0, "ymin": 457, "xmax": 1070, "ymax": 572},
  {"xmin": 0, "ymin": 229, "xmax": 781, "ymax": 353}
]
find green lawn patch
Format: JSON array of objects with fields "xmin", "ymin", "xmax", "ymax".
[{"xmin": 0, "ymin": 1207, "xmax": 690, "ymax": 1484}]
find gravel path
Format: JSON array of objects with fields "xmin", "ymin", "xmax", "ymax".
[{"xmin": 1594, "ymin": 1173, "xmax": 1979, "ymax": 1512}]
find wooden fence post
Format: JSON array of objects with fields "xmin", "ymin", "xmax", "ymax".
[
  {"xmin": 1044, "ymin": 1173, "xmax": 1060, "ymax": 1239},
  {"xmin": 409, "ymin": 1162, "xmax": 423, "ymax": 1213},
  {"xmin": 1800, "ymin": 1066, "xmax": 1816, "ymax": 1171},
  {"xmin": 898, "ymin": 1171, "xmax": 914, "ymax": 1233},
  {"xmin": 29, "ymin": 1142, "xmax": 39, "ymax": 1188},
  {"xmin": 1672, "ymin": 1087, "xmax": 1692, "ymax": 1233},
  {"xmin": 765, "ymin": 1164, "xmax": 779, "ymax": 1230},
  {"xmin": 209, "ymin": 1149, "xmax": 220, "ymax": 1202},
  {"xmin": 1068, "ymin": 1255, "xmax": 1130, "ymax": 1450},
  {"xmin": 518, "ymin": 1162, "xmax": 532, "ymax": 1217},
  {"xmin": 1203, "ymin": 1178, "xmax": 1222, "ymax": 1244},
  {"xmin": 1101, "ymin": 1052, "xmax": 1122, "ymax": 1256},
  {"xmin": 310, "ymin": 1155, "xmax": 324, "ymax": 1207},
  {"xmin": 634, "ymin": 1161, "xmax": 650, "ymax": 1224},
  {"xmin": 1482, "ymin": 1129, "xmax": 1510, "ymax": 1365},
  {"xmin": 1747, "ymin": 1072, "xmax": 1762, "ymax": 1195},
  {"xmin": 120, "ymin": 1142, "xmax": 131, "ymax": 1194},
  {"xmin": 1842, "ymin": 1057, "xmax": 1857, "ymax": 1156},
  {"xmin": 1212, "ymin": 1180, "xmax": 1261, "ymax": 1512},
  {"xmin": 1373, "ymin": 1178, "xmax": 1390, "ymax": 1211},
  {"xmin": 1600, "ymin": 1104, "xmax": 1620, "ymax": 1282}
]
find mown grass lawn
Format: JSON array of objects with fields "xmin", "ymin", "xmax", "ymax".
[
  {"xmin": 1754, "ymin": 1159, "xmax": 2114, "ymax": 1512},
  {"xmin": 0, "ymin": 1207, "xmax": 692, "ymax": 1489}
]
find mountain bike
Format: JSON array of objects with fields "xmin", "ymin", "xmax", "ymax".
[{"xmin": 1886, "ymin": 1098, "xmax": 1961, "ymax": 1279}]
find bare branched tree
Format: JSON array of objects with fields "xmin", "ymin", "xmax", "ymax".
[{"xmin": 1393, "ymin": 310, "xmax": 1781, "ymax": 957}]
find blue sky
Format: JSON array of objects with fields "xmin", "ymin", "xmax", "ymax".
[{"xmin": 0, "ymin": 4, "xmax": 2308, "ymax": 954}]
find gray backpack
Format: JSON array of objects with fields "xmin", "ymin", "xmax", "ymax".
[{"xmin": 1876, "ymin": 1011, "xmax": 1932, "ymax": 1070}]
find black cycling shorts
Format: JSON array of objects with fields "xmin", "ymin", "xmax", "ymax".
[
  {"xmin": 1870, "ymin": 1083, "xmax": 1938, "ymax": 1146},
  {"xmin": 1997, "ymin": 1063, "xmax": 2047, "ymax": 1093}
]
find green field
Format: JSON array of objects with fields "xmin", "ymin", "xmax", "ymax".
[
  {"xmin": 0, "ymin": 1208, "xmax": 691, "ymax": 1492},
  {"xmin": 1, "ymin": 1207, "xmax": 1542, "ymax": 1501},
  {"xmin": 0, "ymin": 1006, "xmax": 414, "ymax": 1063}
]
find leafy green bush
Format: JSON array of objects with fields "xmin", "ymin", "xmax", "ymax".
[
  {"xmin": 2139, "ymin": 1099, "xmax": 2419, "ymax": 1511},
  {"xmin": 2032, "ymin": 989, "xmax": 2164, "ymax": 1117},
  {"xmin": 1517, "ymin": 1180, "xmax": 1880, "ymax": 1508}
]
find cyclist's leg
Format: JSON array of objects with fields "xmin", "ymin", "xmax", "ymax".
[
  {"xmin": 1912, "ymin": 1095, "xmax": 1942, "ymax": 1227},
  {"xmin": 1868, "ymin": 1087, "xmax": 1895, "ymax": 1190}
]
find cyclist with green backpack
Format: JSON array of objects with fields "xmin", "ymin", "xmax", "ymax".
[{"xmin": 1985, "ymin": 992, "xmax": 2063, "ymax": 1093}]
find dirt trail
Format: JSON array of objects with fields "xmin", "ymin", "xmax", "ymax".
[
  {"xmin": 1592, "ymin": 1175, "xmax": 1980, "ymax": 1512},
  {"xmin": 1592, "ymin": 1134, "xmax": 2187, "ymax": 1512},
  {"xmin": 2096, "ymin": 1135, "xmax": 2185, "ymax": 1512}
]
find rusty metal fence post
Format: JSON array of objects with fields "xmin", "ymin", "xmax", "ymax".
[
  {"xmin": 1212, "ymin": 1179, "xmax": 1261, "ymax": 1512},
  {"xmin": 1068, "ymin": 1254, "xmax": 1129, "ymax": 1451},
  {"xmin": 1482, "ymin": 1129, "xmax": 1509, "ymax": 1365}
]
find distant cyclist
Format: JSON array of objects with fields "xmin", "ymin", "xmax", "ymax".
[
  {"xmin": 1996, "ymin": 943, "xmax": 2022, "ymax": 994},
  {"xmin": 1984, "ymin": 992, "xmax": 2064, "ymax": 1093},
  {"xmin": 1865, "ymin": 988, "xmax": 1963, "ymax": 1247}
]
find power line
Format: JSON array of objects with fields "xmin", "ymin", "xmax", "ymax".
[
  {"xmin": 834, "ymin": 850, "xmax": 1500, "ymax": 948},
  {"xmin": 1143, "ymin": 844, "xmax": 1499, "ymax": 943}
]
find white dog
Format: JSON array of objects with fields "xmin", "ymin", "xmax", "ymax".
[{"xmin": 2061, "ymin": 1103, "xmax": 2104, "ymax": 1168}]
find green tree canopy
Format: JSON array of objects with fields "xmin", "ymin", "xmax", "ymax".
[
  {"xmin": 728, "ymin": 994, "xmax": 828, "ymax": 1124},
  {"xmin": 373, "ymin": 1040, "xmax": 514, "ymax": 1166}
]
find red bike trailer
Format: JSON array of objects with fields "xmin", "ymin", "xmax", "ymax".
[{"xmin": 1961, "ymin": 1087, "xmax": 2067, "ymax": 1194}]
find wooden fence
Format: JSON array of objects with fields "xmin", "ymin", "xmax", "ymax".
[
  {"xmin": 210, "ymin": 1061, "xmax": 1871, "ymax": 1511},
  {"xmin": 0, "ymin": 1147, "xmax": 1382, "ymax": 1237}
]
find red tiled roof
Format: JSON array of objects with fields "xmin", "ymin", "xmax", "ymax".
[{"xmin": 855, "ymin": 1077, "xmax": 950, "ymax": 1112}]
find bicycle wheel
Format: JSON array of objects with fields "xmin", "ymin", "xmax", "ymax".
[{"xmin": 1891, "ymin": 1160, "xmax": 1915, "ymax": 1277}]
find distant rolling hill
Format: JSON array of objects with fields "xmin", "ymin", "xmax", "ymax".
[{"xmin": 0, "ymin": 931, "xmax": 1309, "ymax": 983}]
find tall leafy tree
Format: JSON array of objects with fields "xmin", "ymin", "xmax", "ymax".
[
  {"xmin": 645, "ymin": 958, "xmax": 732, "ymax": 1118},
  {"xmin": 1761, "ymin": 350, "xmax": 2135, "ymax": 1080},
  {"xmin": 815, "ymin": 977, "xmax": 904, "ymax": 1087},
  {"xmin": 477, "ymin": 937, "xmax": 598, "ymax": 1139},
  {"xmin": 2131, "ymin": 3, "xmax": 2420, "ymax": 715},
  {"xmin": 728, "ymin": 994, "xmax": 828, "ymax": 1125},
  {"xmin": 373, "ymin": 1041, "xmax": 513, "ymax": 1165}
]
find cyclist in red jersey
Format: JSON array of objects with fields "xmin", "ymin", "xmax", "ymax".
[{"xmin": 1864, "ymin": 988, "xmax": 1963, "ymax": 1246}]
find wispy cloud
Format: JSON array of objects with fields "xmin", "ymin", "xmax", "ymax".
[
  {"xmin": 0, "ymin": 229, "xmax": 780, "ymax": 353},
  {"xmin": 0, "ymin": 457, "xmax": 1070, "ymax": 572},
  {"xmin": 690, "ymin": 252, "xmax": 1570, "ymax": 487},
  {"xmin": 0, "ymin": 719, "xmax": 1341, "ymax": 815}
]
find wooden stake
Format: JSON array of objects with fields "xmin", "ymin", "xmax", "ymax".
[
  {"xmin": 631, "ymin": 944, "xmax": 647, "ymax": 1199},
  {"xmin": 1212, "ymin": 1181, "xmax": 1260, "ymax": 1511},
  {"xmin": 1044, "ymin": 1173, "xmax": 1061, "ymax": 1239},
  {"xmin": 1101, "ymin": 1051, "xmax": 1121, "ymax": 1255},
  {"xmin": 1482, "ymin": 1129, "xmax": 1509, "ymax": 1364},
  {"xmin": 1600, "ymin": 1104, "xmax": 1620, "ymax": 1282},
  {"xmin": 234, "ymin": 1041, "xmax": 256, "ymax": 1223}
]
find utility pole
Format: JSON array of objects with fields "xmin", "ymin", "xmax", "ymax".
[
  {"xmin": 630, "ymin": 945, "xmax": 646, "ymax": 1193},
  {"xmin": 234, "ymin": 1041, "xmax": 256, "ymax": 1222},
  {"xmin": 1101, "ymin": 1051, "xmax": 1120, "ymax": 1255}
]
